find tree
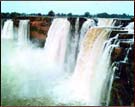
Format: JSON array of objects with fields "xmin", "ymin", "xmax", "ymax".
[
  {"xmin": 37, "ymin": 13, "xmax": 42, "ymax": 16},
  {"xmin": 84, "ymin": 12, "xmax": 91, "ymax": 17},
  {"xmin": 10, "ymin": 12, "xmax": 21, "ymax": 18},
  {"xmin": 56, "ymin": 13, "xmax": 60, "ymax": 16},
  {"xmin": 48, "ymin": 10, "xmax": 55, "ymax": 16},
  {"xmin": 1, "ymin": 12, "xmax": 10, "ymax": 18},
  {"xmin": 67, "ymin": 13, "xmax": 72, "ymax": 17},
  {"xmin": 97, "ymin": 12, "xmax": 109, "ymax": 18}
]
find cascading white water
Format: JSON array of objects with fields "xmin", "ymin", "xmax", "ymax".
[
  {"xmin": 1, "ymin": 19, "xmax": 14, "ymax": 39},
  {"xmin": 1, "ymin": 18, "xmax": 71, "ymax": 103},
  {"xmin": 44, "ymin": 18, "xmax": 70, "ymax": 64},
  {"xmin": 64, "ymin": 17, "xmax": 80, "ymax": 72},
  {"xmin": 69, "ymin": 28, "xmax": 112, "ymax": 105},
  {"xmin": 68, "ymin": 19, "xmax": 115, "ymax": 105},
  {"xmin": 79, "ymin": 18, "xmax": 96, "ymax": 50},
  {"xmin": 99, "ymin": 36, "xmax": 120, "ymax": 106},
  {"xmin": 18, "ymin": 20, "xmax": 30, "ymax": 45},
  {"xmin": 97, "ymin": 18, "xmax": 114, "ymax": 27},
  {"xmin": 47, "ymin": 19, "xmax": 116, "ymax": 105},
  {"xmin": 1, "ymin": 17, "xmax": 133, "ymax": 106},
  {"xmin": 125, "ymin": 22, "xmax": 134, "ymax": 33},
  {"xmin": 65, "ymin": 18, "xmax": 96, "ymax": 73}
]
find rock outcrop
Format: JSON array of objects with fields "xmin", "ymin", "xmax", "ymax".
[
  {"xmin": 109, "ymin": 30, "xmax": 134, "ymax": 106},
  {"xmin": 30, "ymin": 17, "xmax": 52, "ymax": 47},
  {"xmin": 10, "ymin": 17, "xmax": 52, "ymax": 47},
  {"xmin": 68, "ymin": 17, "xmax": 87, "ymax": 31}
]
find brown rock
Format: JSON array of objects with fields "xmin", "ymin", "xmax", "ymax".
[
  {"xmin": 114, "ymin": 19, "xmax": 132, "ymax": 27},
  {"xmin": 118, "ymin": 33, "xmax": 133, "ymax": 39},
  {"xmin": 111, "ymin": 47, "xmax": 125, "ymax": 62},
  {"xmin": 67, "ymin": 17, "xmax": 76, "ymax": 28},
  {"xmin": 110, "ymin": 30, "xmax": 128, "ymax": 38},
  {"xmin": 13, "ymin": 19, "xmax": 19, "ymax": 27},
  {"xmin": 30, "ymin": 18, "xmax": 51, "ymax": 41},
  {"xmin": 31, "ymin": 31, "xmax": 46, "ymax": 40},
  {"xmin": 79, "ymin": 18, "xmax": 87, "ymax": 31},
  {"xmin": 119, "ymin": 42, "xmax": 131, "ymax": 48}
]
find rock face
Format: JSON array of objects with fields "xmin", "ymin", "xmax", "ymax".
[
  {"xmin": 79, "ymin": 18, "xmax": 87, "ymax": 31},
  {"xmin": 110, "ymin": 30, "xmax": 128, "ymax": 38},
  {"xmin": 119, "ymin": 42, "xmax": 131, "ymax": 48},
  {"xmin": 114, "ymin": 19, "xmax": 133, "ymax": 27},
  {"xmin": 110, "ymin": 62, "xmax": 134, "ymax": 106},
  {"xmin": 30, "ymin": 17, "xmax": 52, "ymax": 47},
  {"xmin": 118, "ymin": 33, "xmax": 133, "ymax": 39},
  {"xmin": 111, "ymin": 47, "xmax": 125, "ymax": 62},
  {"xmin": 109, "ymin": 31, "xmax": 134, "ymax": 105},
  {"xmin": 7, "ymin": 17, "xmax": 52, "ymax": 47},
  {"xmin": 67, "ymin": 17, "xmax": 87, "ymax": 31},
  {"xmin": 13, "ymin": 18, "xmax": 19, "ymax": 27},
  {"xmin": 1, "ymin": 19, "xmax": 7, "ymax": 28},
  {"xmin": 68, "ymin": 17, "xmax": 76, "ymax": 29}
]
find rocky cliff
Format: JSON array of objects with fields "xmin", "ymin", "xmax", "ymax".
[
  {"xmin": 30, "ymin": 17, "xmax": 52, "ymax": 47},
  {"xmin": 109, "ymin": 33, "xmax": 134, "ymax": 106},
  {"xmin": 12, "ymin": 17, "xmax": 52, "ymax": 47}
]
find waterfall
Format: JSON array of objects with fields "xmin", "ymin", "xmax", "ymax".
[
  {"xmin": 97, "ymin": 18, "xmax": 115, "ymax": 27},
  {"xmin": 125, "ymin": 22, "xmax": 134, "ymax": 33},
  {"xmin": 18, "ymin": 20, "xmax": 30, "ymax": 45},
  {"xmin": 44, "ymin": 18, "xmax": 70, "ymax": 64},
  {"xmin": 100, "ymin": 36, "xmax": 120, "ymax": 105},
  {"xmin": 1, "ymin": 17, "xmax": 134, "ymax": 106},
  {"xmin": 1, "ymin": 19, "xmax": 5, "ymax": 31},
  {"xmin": 65, "ymin": 17, "xmax": 80, "ymax": 72},
  {"xmin": 69, "ymin": 27, "xmax": 112, "ymax": 105},
  {"xmin": 79, "ymin": 19, "xmax": 96, "ymax": 50},
  {"xmin": 69, "ymin": 19, "xmax": 115, "ymax": 105},
  {"xmin": 65, "ymin": 18, "xmax": 96, "ymax": 73},
  {"xmin": 100, "ymin": 21, "xmax": 134, "ymax": 105},
  {"xmin": 1, "ymin": 19, "xmax": 14, "ymax": 39}
]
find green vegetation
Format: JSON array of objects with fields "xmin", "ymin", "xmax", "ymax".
[{"xmin": 1, "ymin": 11, "xmax": 133, "ymax": 18}]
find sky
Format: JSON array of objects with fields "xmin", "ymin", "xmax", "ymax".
[{"xmin": 1, "ymin": 1, "xmax": 134, "ymax": 15}]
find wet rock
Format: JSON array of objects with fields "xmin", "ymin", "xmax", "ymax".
[
  {"xmin": 1, "ymin": 19, "xmax": 7, "ymax": 28},
  {"xmin": 93, "ymin": 18, "xmax": 98, "ymax": 25},
  {"xmin": 114, "ymin": 19, "xmax": 122, "ymax": 26},
  {"xmin": 11, "ymin": 17, "xmax": 52, "ymax": 47},
  {"xmin": 79, "ymin": 18, "xmax": 87, "ymax": 31},
  {"xmin": 30, "ymin": 18, "xmax": 51, "ymax": 47},
  {"xmin": 30, "ymin": 31, "xmax": 47, "ymax": 40},
  {"xmin": 118, "ymin": 33, "xmax": 133, "ymax": 39},
  {"xmin": 13, "ymin": 18, "xmax": 19, "ymax": 27},
  {"xmin": 114, "ymin": 19, "xmax": 132, "ymax": 27},
  {"xmin": 127, "ymin": 45, "xmax": 134, "ymax": 62},
  {"xmin": 67, "ymin": 17, "xmax": 76, "ymax": 29},
  {"xmin": 109, "ymin": 30, "xmax": 128, "ymax": 38},
  {"xmin": 111, "ymin": 47, "xmax": 126, "ymax": 62},
  {"xmin": 109, "ymin": 62, "xmax": 134, "ymax": 106},
  {"xmin": 109, "ymin": 38, "xmax": 119, "ymax": 45},
  {"xmin": 68, "ymin": 17, "xmax": 87, "ymax": 32},
  {"xmin": 116, "ymin": 19, "xmax": 133, "ymax": 27},
  {"xmin": 110, "ymin": 41, "xmax": 134, "ymax": 106},
  {"xmin": 119, "ymin": 42, "xmax": 131, "ymax": 48},
  {"xmin": 31, "ymin": 38, "xmax": 45, "ymax": 48}
]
